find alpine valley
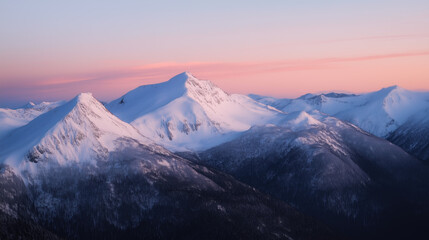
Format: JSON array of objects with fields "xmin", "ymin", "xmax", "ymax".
[{"xmin": 1, "ymin": 72, "xmax": 428, "ymax": 240}]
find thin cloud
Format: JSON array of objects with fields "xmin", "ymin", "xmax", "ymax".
[
  {"xmin": 6, "ymin": 50, "xmax": 429, "ymax": 89},
  {"xmin": 322, "ymin": 51, "xmax": 429, "ymax": 63},
  {"xmin": 317, "ymin": 34, "xmax": 429, "ymax": 44},
  {"xmin": 1, "ymin": 50, "xmax": 429, "ymax": 106}
]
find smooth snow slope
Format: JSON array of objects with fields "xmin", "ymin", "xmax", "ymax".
[
  {"xmin": 107, "ymin": 72, "xmax": 283, "ymax": 151},
  {"xmin": 250, "ymin": 86, "xmax": 429, "ymax": 137},
  {"xmin": 0, "ymin": 93, "xmax": 158, "ymax": 171},
  {"xmin": 0, "ymin": 101, "xmax": 65, "ymax": 139}
]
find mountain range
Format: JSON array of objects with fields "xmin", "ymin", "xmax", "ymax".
[
  {"xmin": 1, "ymin": 72, "xmax": 428, "ymax": 239},
  {"xmin": 249, "ymin": 86, "xmax": 429, "ymax": 162}
]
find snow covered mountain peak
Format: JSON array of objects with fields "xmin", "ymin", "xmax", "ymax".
[
  {"xmin": 251, "ymin": 85, "xmax": 429, "ymax": 138},
  {"xmin": 0, "ymin": 100, "xmax": 65, "ymax": 139},
  {"xmin": 22, "ymin": 101, "xmax": 36, "ymax": 108},
  {"xmin": 369, "ymin": 85, "xmax": 403, "ymax": 99},
  {"xmin": 289, "ymin": 111, "xmax": 322, "ymax": 128},
  {"xmin": 382, "ymin": 84, "xmax": 400, "ymax": 91},
  {"xmin": 106, "ymin": 72, "xmax": 230, "ymax": 122},
  {"xmin": 166, "ymin": 71, "xmax": 232, "ymax": 108},
  {"xmin": 297, "ymin": 92, "xmax": 356, "ymax": 100},
  {"xmin": 21, "ymin": 100, "xmax": 65, "ymax": 111},
  {"xmin": 0, "ymin": 92, "xmax": 155, "ymax": 170},
  {"xmin": 107, "ymin": 72, "xmax": 283, "ymax": 151},
  {"xmin": 274, "ymin": 110, "xmax": 326, "ymax": 132},
  {"xmin": 167, "ymin": 71, "xmax": 198, "ymax": 85},
  {"xmin": 74, "ymin": 92, "xmax": 95, "ymax": 102}
]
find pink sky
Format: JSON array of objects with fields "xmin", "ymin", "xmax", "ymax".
[
  {"xmin": 1, "ymin": 1, "xmax": 429, "ymax": 107},
  {"xmin": 2, "ymin": 49, "xmax": 428, "ymax": 105}
]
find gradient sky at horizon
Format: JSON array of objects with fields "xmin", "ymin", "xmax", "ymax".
[{"xmin": 1, "ymin": 0, "xmax": 429, "ymax": 107}]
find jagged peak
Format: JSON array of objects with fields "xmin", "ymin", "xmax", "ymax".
[
  {"xmin": 66, "ymin": 92, "xmax": 107, "ymax": 113},
  {"xmin": 107, "ymin": 72, "xmax": 234, "ymax": 123},
  {"xmin": 113, "ymin": 72, "xmax": 224, "ymax": 105},
  {"xmin": 377, "ymin": 85, "xmax": 405, "ymax": 94},
  {"xmin": 321, "ymin": 92, "xmax": 356, "ymax": 98},
  {"xmin": 14, "ymin": 93, "xmax": 103, "ymax": 134},
  {"xmin": 22, "ymin": 101, "xmax": 36, "ymax": 108},
  {"xmin": 280, "ymin": 111, "xmax": 323, "ymax": 130},
  {"xmin": 73, "ymin": 92, "xmax": 96, "ymax": 104},
  {"xmin": 167, "ymin": 71, "xmax": 196, "ymax": 84},
  {"xmin": 0, "ymin": 91, "xmax": 152, "ymax": 167},
  {"xmin": 157, "ymin": 72, "xmax": 229, "ymax": 104},
  {"xmin": 293, "ymin": 111, "xmax": 321, "ymax": 124},
  {"xmin": 298, "ymin": 93, "xmax": 316, "ymax": 100},
  {"xmin": 368, "ymin": 85, "xmax": 408, "ymax": 102},
  {"xmin": 166, "ymin": 72, "xmax": 218, "ymax": 90},
  {"xmin": 385, "ymin": 85, "xmax": 400, "ymax": 90},
  {"xmin": 298, "ymin": 92, "xmax": 356, "ymax": 101},
  {"xmin": 13, "ymin": 93, "xmax": 106, "ymax": 134}
]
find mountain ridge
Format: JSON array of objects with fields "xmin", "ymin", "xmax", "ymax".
[
  {"xmin": 1, "ymin": 72, "xmax": 428, "ymax": 239},
  {"xmin": 250, "ymin": 85, "xmax": 429, "ymax": 137},
  {"xmin": 0, "ymin": 100, "xmax": 65, "ymax": 139},
  {"xmin": 0, "ymin": 91, "xmax": 340, "ymax": 240},
  {"xmin": 197, "ymin": 110, "xmax": 429, "ymax": 239},
  {"xmin": 0, "ymin": 92, "xmax": 158, "ymax": 171},
  {"xmin": 107, "ymin": 72, "xmax": 283, "ymax": 151}
]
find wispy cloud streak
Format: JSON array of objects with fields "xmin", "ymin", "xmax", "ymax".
[
  {"xmin": 1, "ymin": 50, "xmax": 429, "ymax": 106},
  {"xmin": 317, "ymin": 34, "xmax": 429, "ymax": 44}
]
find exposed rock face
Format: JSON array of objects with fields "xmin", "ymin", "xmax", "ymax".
[
  {"xmin": 387, "ymin": 108, "xmax": 429, "ymax": 163},
  {"xmin": 0, "ymin": 145, "xmax": 339, "ymax": 240}
]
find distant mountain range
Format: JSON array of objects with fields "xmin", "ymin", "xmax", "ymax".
[
  {"xmin": 1, "ymin": 72, "xmax": 428, "ymax": 239},
  {"xmin": 249, "ymin": 85, "xmax": 429, "ymax": 162},
  {"xmin": 0, "ymin": 100, "xmax": 65, "ymax": 139}
]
